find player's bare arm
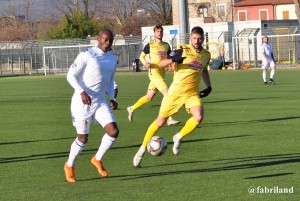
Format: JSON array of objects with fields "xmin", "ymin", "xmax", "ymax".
[
  {"xmin": 199, "ymin": 69, "xmax": 212, "ymax": 98},
  {"xmin": 159, "ymin": 58, "xmax": 173, "ymax": 68},
  {"xmin": 145, "ymin": 62, "xmax": 151, "ymax": 68},
  {"xmin": 202, "ymin": 69, "xmax": 211, "ymax": 88}
]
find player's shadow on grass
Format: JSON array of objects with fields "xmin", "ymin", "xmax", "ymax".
[
  {"xmin": 205, "ymin": 97, "xmax": 279, "ymax": 104},
  {"xmin": 150, "ymin": 104, "xmax": 161, "ymax": 108},
  {"xmin": 244, "ymin": 172, "xmax": 294, "ymax": 179},
  {"xmin": 0, "ymin": 137, "xmax": 74, "ymax": 146},
  {"xmin": 117, "ymin": 152, "xmax": 300, "ymax": 180},
  {"xmin": 105, "ymin": 134, "xmax": 251, "ymax": 151},
  {"xmin": 204, "ymin": 116, "xmax": 300, "ymax": 127},
  {"xmin": 0, "ymin": 150, "xmax": 71, "ymax": 163}
]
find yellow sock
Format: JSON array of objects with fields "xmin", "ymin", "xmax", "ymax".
[
  {"xmin": 132, "ymin": 96, "xmax": 150, "ymax": 111},
  {"xmin": 178, "ymin": 117, "xmax": 200, "ymax": 138},
  {"xmin": 142, "ymin": 121, "xmax": 160, "ymax": 148}
]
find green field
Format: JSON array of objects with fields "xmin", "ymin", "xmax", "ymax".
[{"xmin": 0, "ymin": 69, "xmax": 299, "ymax": 201}]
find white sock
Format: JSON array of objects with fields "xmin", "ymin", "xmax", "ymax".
[
  {"xmin": 138, "ymin": 146, "xmax": 146, "ymax": 155},
  {"xmin": 262, "ymin": 70, "xmax": 267, "ymax": 82},
  {"xmin": 174, "ymin": 133, "xmax": 181, "ymax": 140},
  {"xmin": 95, "ymin": 134, "xmax": 116, "ymax": 160},
  {"xmin": 270, "ymin": 69, "xmax": 275, "ymax": 79},
  {"xmin": 67, "ymin": 138, "xmax": 85, "ymax": 167}
]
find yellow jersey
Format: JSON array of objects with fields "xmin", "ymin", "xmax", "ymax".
[
  {"xmin": 168, "ymin": 44, "xmax": 211, "ymax": 96},
  {"xmin": 140, "ymin": 41, "xmax": 171, "ymax": 75}
]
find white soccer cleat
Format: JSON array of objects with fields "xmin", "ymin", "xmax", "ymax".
[
  {"xmin": 133, "ymin": 146, "xmax": 146, "ymax": 167},
  {"xmin": 172, "ymin": 134, "xmax": 181, "ymax": 155},
  {"xmin": 127, "ymin": 106, "xmax": 134, "ymax": 122},
  {"xmin": 167, "ymin": 119, "xmax": 180, "ymax": 126}
]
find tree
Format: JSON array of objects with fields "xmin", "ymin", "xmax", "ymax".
[
  {"xmin": 44, "ymin": 10, "xmax": 106, "ymax": 39},
  {"xmin": 0, "ymin": 0, "xmax": 38, "ymax": 41},
  {"xmin": 143, "ymin": 0, "xmax": 172, "ymax": 25},
  {"xmin": 96, "ymin": 0, "xmax": 144, "ymax": 33},
  {"xmin": 50, "ymin": 0, "xmax": 170, "ymax": 36},
  {"xmin": 52, "ymin": 0, "xmax": 98, "ymax": 20}
]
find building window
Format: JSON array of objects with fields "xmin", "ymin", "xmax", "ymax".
[
  {"xmin": 259, "ymin": 9, "xmax": 268, "ymax": 20},
  {"xmin": 198, "ymin": 5, "xmax": 208, "ymax": 17},
  {"xmin": 217, "ymin": 4, "xmax": 226, "ymax": 17},
  {"xmin": 283, "ymin": 11, "xmax": 289, "ymax": 19},
  {"xmin": 238, "ymin": 10, "xmax": 247, "ymax": 21}
]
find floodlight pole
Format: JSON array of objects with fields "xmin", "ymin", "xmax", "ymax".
[{"xmin": 178, "ymin": 0, "xmax": 188, "ymax": 44}]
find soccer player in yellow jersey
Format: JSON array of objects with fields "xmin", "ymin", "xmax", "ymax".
[
  {"xmin": 133, "ymin": 26, "xmax": 212, "ymax": 167},
  {"xmin": 127, "ymin": 25, "xmax": 180, "ymax": 126}
]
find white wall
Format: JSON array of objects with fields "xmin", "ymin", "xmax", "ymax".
[
  {"xmin": 276, "ymin": 4, "xmax": 297, "ymax": 20},
  {"xmin": 141, "ymin": 25, "xmax": 180, "ymax": 47},
  {"xmin": 141, "ymin": 21, "xmax": 264, "ymax": 62}
]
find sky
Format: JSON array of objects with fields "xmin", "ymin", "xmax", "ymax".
[{"xmin": 0, "ymin": 0, "xmax": 56, "ymax": 19}]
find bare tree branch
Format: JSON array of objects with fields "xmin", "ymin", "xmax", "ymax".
[{"xmin": 143, "ymin": 0, "xmax": 172, "ymax": 25}]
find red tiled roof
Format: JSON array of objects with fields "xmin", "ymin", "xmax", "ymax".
[{"xmin": 234, "ymin": 0, "xmax": 294, "ymax": 7}]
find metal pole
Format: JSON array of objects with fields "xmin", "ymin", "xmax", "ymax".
[{"xmin": 178, "ymin": 0, "xmax": 188, "ymax": 44}]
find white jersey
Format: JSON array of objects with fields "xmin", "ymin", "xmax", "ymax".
[
  {"xmin": 114, "ymin": 81, "xmax": 118, "ymax": 90},
  {"xmin": 261, "ymin": 43, "xmax": 273, "ymax": 61},
  {"xmin": 67, "ymin": 47, "xmax": 118, "ymax": 132},
  {"xmin": 67, "ymin": 46, "xmax": 118, "ymax": 101}
]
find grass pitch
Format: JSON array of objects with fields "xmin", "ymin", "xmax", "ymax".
[{"xmin": 0, "ymin": 69, "xmax": 299, "ymax": 201}]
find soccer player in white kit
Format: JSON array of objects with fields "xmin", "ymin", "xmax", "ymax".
[
  {"xmin": 64, "ymin": 29, "xmax": 119, "ymax": 183},
  {"xmin": 261, "ymin": 36, "xmax": 276, "ymax": 85}
]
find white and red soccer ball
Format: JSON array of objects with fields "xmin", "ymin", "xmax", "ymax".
[{"xmin": 147, "ymin": 136, "xmax": 168, "ymax": 156}]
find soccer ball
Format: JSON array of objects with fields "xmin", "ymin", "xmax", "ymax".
[{"xmin": 147, "ymin": 136, "xmax": 167, "ymax": 156}]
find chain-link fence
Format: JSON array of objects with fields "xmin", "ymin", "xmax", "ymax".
[
  {"xmin": 233, "ymin": 32, "xmax": 300, "ymax": 69},
  {"xmin": 0, "ymin": 37, "xmax": 145, "ymax": 75},
  {"xmin": 0, "ymin": 39, "xmax": 90, "ymax": 75},
  {"xmin": 41, "ymin": 36, "xmax": 144, "ymax": 74},
  {"xmin": 2, "ymin": 30, "xmax": 299, "ymax": 75}
]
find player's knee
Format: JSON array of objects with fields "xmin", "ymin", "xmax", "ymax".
[
  {"xmin": 147, "ymin": 95, "xmax": 154, "ymax": 101},
  {"xmin": 77, "ymin": 135, "xmax": 88, "ymax": 144},
  {"xmin": 194, "ymin": 115, "xmax": 204, "ymax": 123},
  {"xmin": 105, "ymin": 123, "xmax": 119, "ymax": 138},
  {"xmin": 108, "ymin": 127, "xmax": 119, "ymax": 138},
  {"xmin": 146, "ymin": 92, "xmax": 156, "ymax": 101}
]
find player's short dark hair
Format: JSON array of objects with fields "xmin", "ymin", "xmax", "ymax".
[
  {"xmin": 191, "ymin": 26, "xmax": 204, "ymax": 35},
  {"xmin": 153, "ymin": 25, "xmax": 163, "ymax": 32}
]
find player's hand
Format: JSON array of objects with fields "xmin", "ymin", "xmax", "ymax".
[
  {"xmin": 168, "ymin": 63, "xmax": 175, "ymax": 72},
  {"xmin": 199, "ymin": 87, "xmax": 212, "ymax": 98},
  {"xmin": 80, "ymin": 91, "xmax": 91, "ymax": 105},
  {"xmin": 110, "ymin": 99, "xmax": 118, "ymax": 110},
  {"xmin": 145, "ymin": 62, "xmax": 151, "ymax": 69},
  {"xmin": 168, "ymin": 46, "xmax": 186, "ymax": 64}
]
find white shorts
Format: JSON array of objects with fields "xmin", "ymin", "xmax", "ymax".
[
  {"xmin": 71, "ymin": 95, "xmax": 116, "ymax": 134},
  {"xmin": 262, "ymin": 60, "xmax": 275, "ymax": 69}
]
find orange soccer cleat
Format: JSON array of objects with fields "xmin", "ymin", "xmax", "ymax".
[
  {"xmin": 64, "ymin": 162, "xmax": 76, "ymax": 183},
  {"xmin": 91, "ymin": 156, "xmax": 108, "ymax": 177}
]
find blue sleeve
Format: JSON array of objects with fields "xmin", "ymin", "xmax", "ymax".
[
  {"xmin": 167, "ymin": 44, "xmax": 171, "ymax": 55},
  {"xmin": 143, "ymin": 43, "xmax": 150, "ymax": 54},
  {"xmin": 167, "ymin": 46, "xmax": 183, "ymax": 59}
]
